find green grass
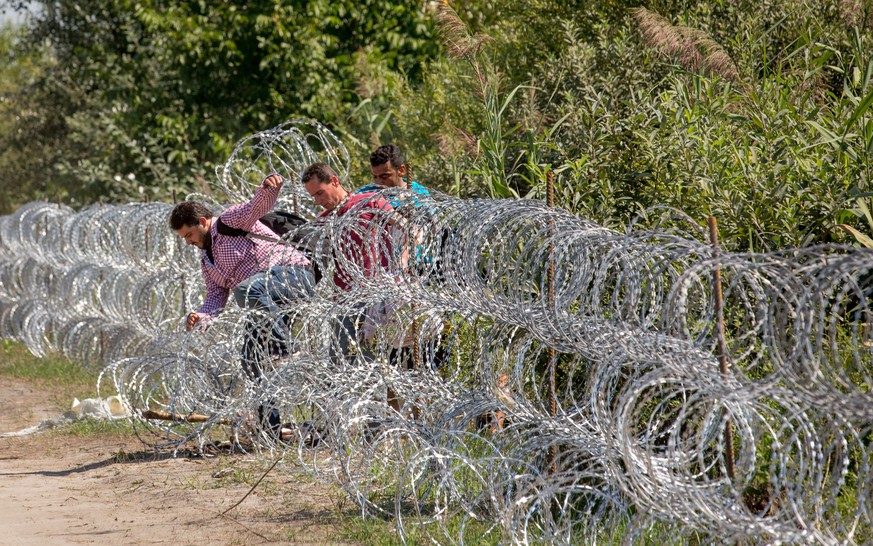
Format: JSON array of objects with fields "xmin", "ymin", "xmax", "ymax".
[
  {"xmin": 0, "ymin": 339, "xmax": 102, "ymax": 408},
  {"xmin": 55, "ymin": 417, "xmax": 135, "ymax": 438},
  {"xmin": 207, "ymin": 462, "xmax": 280, "ymax": 494},
  {"xmin": 0, "ymin": 340, "xmax": 95, "ymax": 384},
  {"xmin": 339, "ymin": 513, "xmax": 502, "ymax": 546},
  {"xmin": 339, "ymin": 516, "xmax": 405, "ymax": 545},
  {"xmin": 338, "ymin": 509, "xmax": 702, "ymax": 545}
]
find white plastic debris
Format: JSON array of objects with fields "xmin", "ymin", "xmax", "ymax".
[
  {"xmin": 1, "ymin": 395, "xmax": 130, "ymax": 438},
  {"xmin": 71, "ymin": 395, "xmax": 128, "ymax": 420}
]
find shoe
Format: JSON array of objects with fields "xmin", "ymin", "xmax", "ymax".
[
  {"xmin": 272, "ymin": 349, "xmax": 303, "ymax": 366},
  {"xmin": 280, "ymin": 421, "xmax": 325, "ymax": 447},
  {"xmin": 362, "ymin": 418, "xmax": 388, "ymax": 444},
  {"xmin": 257, "ymin": 405, "xmax": 282, "ymax": 439}
]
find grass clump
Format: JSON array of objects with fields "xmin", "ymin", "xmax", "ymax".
[
  {"xmin": 339, "ymin": 513, "xmax": 501, "ymax": 546},
  {"xmin": 56, "ymin": 418, "xmax": 135, "ymax": 438},
  {"xmin": 0, "ymin": 340, "xmax": 95, "ymax": 387},
  {"xmin": 0, "ymin": 340, "xmax": 101, "ymax": 410}
]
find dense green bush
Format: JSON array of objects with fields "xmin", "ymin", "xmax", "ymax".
[
  {"xmin": 0, "ymin": 0, "xmax": 438, "ymax": 206},
  {"xmin": 2, "ymin": 0, "xmax": 873, "ymax": 250},
  {"xmin": 374, "ymin": 1, "xmax": 873, "ymax": 250}
]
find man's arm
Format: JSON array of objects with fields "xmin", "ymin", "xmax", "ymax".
[
  {"xmin": 191, "ymin": 267, "xmax": 230, "ymax": 328},
  {"xmin": 220, "ymin": 174, "xmax": 284, "ymax": 231}
]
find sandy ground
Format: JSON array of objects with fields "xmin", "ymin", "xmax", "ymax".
[{"xmin": 0, "ymin": 377, "xmax": 357, "ymax": 545}]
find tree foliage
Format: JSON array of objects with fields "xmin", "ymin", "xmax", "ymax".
[
  {"xmin": 0, "ymin": 0, "xmax": 437, "ymax": 209},
  {"xmin": 2, "ymin": 0, "xmax": 873, "ymax": 250}
]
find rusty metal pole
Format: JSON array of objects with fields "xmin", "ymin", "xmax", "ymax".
[
  {"xmin": 708, "ymin": 216, "xmax": 735, "ymax": 481},
  {"xmin": 288, "ymin": 171, "xmax": 301, "ymax": 216},
  {"xmin": 406, "ymin": 164, "xmax": 421, "ymax": 371},
  {"xmin": 180, "ymin": 273, "xmax": 188, "ymax": 318},
  {"xmin": 547, "ymin": 171, "xmax": 558, "ymax": 474}
]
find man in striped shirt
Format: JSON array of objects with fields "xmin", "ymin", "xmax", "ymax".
[{"xmin": 169, "ymin": 173, "xmax": 314, "ymax": 437}]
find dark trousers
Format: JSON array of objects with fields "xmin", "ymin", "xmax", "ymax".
[{"xmin": 234, "ymin": 265, "xmax": 315, "ymax": 434}]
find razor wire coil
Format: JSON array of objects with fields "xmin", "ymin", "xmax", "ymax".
[{"xmin": 1, "ymin": 120, "xmax": 873, "ymax": 545}]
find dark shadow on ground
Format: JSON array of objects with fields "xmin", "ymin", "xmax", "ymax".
[{"xmin": 0, "ymin": 447, "xmax": 205, "ymax": 477}]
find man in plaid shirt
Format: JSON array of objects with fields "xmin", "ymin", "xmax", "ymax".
[{"xmin": 169, "ymin": 173, "xmax": 314, "ymax": 438}]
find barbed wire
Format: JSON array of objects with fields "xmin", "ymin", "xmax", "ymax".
[{"xmin": 1, "ymin": 120, "xmax": 872, "ymax": 544}]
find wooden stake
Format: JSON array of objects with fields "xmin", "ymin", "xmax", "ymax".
[
  {"xmin": 708, "ymin": 216, "xmax": 735, "ymax": 481},
  {"xmin": 288, "ymin": 171, "xmax": 301, "ymax": 216},
  {"xmin": 141, "ymin": 409, "xmax": 232, "ymax": 426},
  {"xmin": 405, "ymin": 172, "xmax": 422, "ymax": 371},
  {"xmin": 546, "ymin": 171, "xmax": 558, "ymax": 474}
]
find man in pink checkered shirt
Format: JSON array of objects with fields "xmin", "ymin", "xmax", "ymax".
[{"xmin": 169, "ymin": 173, "xmax": 314, "ymax": 437}]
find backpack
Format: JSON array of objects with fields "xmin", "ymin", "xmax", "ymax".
[
  {"xmin": 215, "ymin": 211, "xmax": 307, "ymax": 239},
  {"xmin": 215, "ymin": 211, "xmax": 325, "ymax": 283}
]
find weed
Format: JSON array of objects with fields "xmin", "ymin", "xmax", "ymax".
[
  {"xmin": 56, "ymin": 418, "xmax": 134, "ymax": 438},
  {"xmin": 0, "ymin": 341, "xmax": 101, "ymax": 410}
]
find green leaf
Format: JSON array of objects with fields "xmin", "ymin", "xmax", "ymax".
[
  {"xmin": 857, "ymin": 198, "xmax": 873, "ymax": 233},
  {"xmin": 843, "ymin": 87, "xmax": 873, "ymax": 137},
  {"xmin": 837, "ymin": 224, "xmax": 873, "ymax": 249}
]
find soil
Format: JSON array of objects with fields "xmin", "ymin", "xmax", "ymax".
[{"xmin": 0, "ymin": 376, "xmax": 358, "ymax": 546}]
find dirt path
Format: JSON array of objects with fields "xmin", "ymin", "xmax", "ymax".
[{"xmin": 0, "ymin": 377, "xmax": 356, "ymax": 545}]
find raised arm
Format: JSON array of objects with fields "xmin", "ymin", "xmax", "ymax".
[{"xmin": 219, "ymin": 174, "xmax": 284, "ymax": 230}]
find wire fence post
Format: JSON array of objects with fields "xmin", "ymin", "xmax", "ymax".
[
  {"xmin": 708, "ymin": 216, "xmax": 735, "ymax": 481},
  {"xmin": 408, "ymin": 163, "xmax": 421, "ymax": 371},
  {"xmin": 288, "ymin": 171, "xmax": 300, "ymax": 216},
  {"xmin": 547, "ymin": 171, "xmax": 558, "ymax": 474}
]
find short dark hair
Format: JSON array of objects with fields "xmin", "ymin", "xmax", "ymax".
[
  {"xmin": 169, "ymin": 201, "xmax": 213, "ymax": 230},
  {"xmin": 301, "ymin": 162, "xmax": 337, "ymax": 184},
  {"xmin": 369, "ymin": 144, "xmax": 404, "ymax": 169}
]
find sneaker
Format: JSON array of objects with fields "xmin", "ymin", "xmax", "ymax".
[
  {"xmin": 272, "ymin": 350, "xmax": 304, "ymax": 366},
  {"xmin": 257, "ymin": 405, "xmax": 282, "ymax": 438},
  {"xmin": 280, "ymin": 421, "xmax": 325, "ymax": 447},
  {"xmin": 362, "ymin": 418, "xmax": 388, "ymax": 444}
]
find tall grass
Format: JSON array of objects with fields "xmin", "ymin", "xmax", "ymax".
[
  {"xmin": 0, "ymin": 339, "xmax": 98, "ymax": 405},
  {"xmin": 369, "ymin": 1, "xmax": 873, "ymax": 251}
]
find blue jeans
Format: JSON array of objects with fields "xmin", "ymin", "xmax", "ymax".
[
  {"xmin": 233, "ymin": 265, "xmax": 315, "ymax": 433},
  {"xmin": 234, "ymin": 265, "xmax": 315, "ymax": 310}
]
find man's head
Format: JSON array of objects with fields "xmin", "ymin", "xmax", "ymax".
[
  {"xmin": 302, "ymin": 162, "xmax": 347, "ymax": 211},
  {"xmin": 169, "ymin": 201, "xmax": 213, "ymax": 249},
  {"xmin": 369, "ymin": 144, "xmax": 407, "ymax": 188}
]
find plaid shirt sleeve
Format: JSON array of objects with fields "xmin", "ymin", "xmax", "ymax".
[
  {"xmin": 198, "ymin": 258, "xmax": 229, "ymax": 320},
  {"xmin": 220, "ymin": 183, "xmax": 280, "ymax": 230}
]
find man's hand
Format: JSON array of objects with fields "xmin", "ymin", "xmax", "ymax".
[
  {"xmin": 262, "ymin": 173, "xmax": 284, "ymax": 189},
  {"xmin": 185, "ymin": 312, "xmax": 201, "ymax": 331}
]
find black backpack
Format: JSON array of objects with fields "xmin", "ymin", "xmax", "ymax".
[
  {"xmin": 215, "ymin": 211, "xmax": 307, "ymax": 239},
  {"xmin": 216, "ymin": 211, "xmax": 325, "ymax": 282}
]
